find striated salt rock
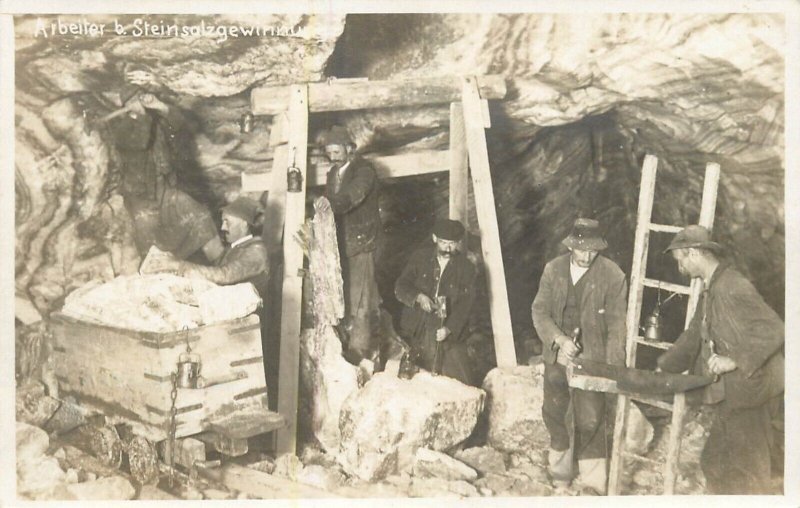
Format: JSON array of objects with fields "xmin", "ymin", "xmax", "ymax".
[
  {"xmin": 300, "ymin": 325, "xmax": 358, "ymax": 454},
  {"xmin": 454, "ymin": 446, "xmax": 507, "ymax": 475},
  {"xmin": 412, "ymin": 448, "xmax": 478, "ymax": 482},
  {"xmin": 297, "ymin": 464, "xmax": 347, "ymax": 492},
  {"xmin": 338, "ymin": 371, "xmax": 484, "ymax": 481},
  {"xmin": 483, "ymin": 365, "xmax": 548, "ymax": 453},
  {"xmin": 16, "ymin": 422, "xmax": 50, "ymax": 466},
  {"xmin": 626, "ymin": 402, "xmax": 655, "ymax": 455}
]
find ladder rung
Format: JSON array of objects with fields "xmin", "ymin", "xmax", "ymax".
[
  {"xmin": 648, "ymin": 223, "xmax": 683, "ymax": 234},
  {"xmin": 634, "ymin": 337, "xmax": 673, "ymax": 350},
  {"xmin": 642, "ymin": 278, "xmax": 691, "ymax": 295},
  {"xmin": 621, "ymin": 451, "xmax": 663, "ymax": 466},
  {"xmin": 629, "ymin": 395, "xmax": 674, "ymax": 411}
]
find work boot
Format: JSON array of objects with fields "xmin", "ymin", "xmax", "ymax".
[{"xmin": 548, "ymin": 448, "xmax": 574, "ymax": 485}]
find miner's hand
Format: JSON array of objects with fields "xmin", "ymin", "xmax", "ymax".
[
  {"xmin": 138, "ymin": 93, "xmax": 169, "ymax": 113},
  {"xmin": 436, "ymin": 327, "xmax": 450, "ymax": 342},
  {"xmin": 416, "ymin": 294, "xmax": 435, "ymax": 313},
  {"xmin": 556, "ymin": 334, "xmax": 580, "ymax": 360},
  {"xmin": 126, "ymin": 69, "xmax": 160, "ymax": 88},
  {"xmin": 707, "ymin": 354, "xmax": 737, "ymax": 375}
]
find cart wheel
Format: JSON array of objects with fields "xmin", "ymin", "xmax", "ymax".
[
  {"xmin": 127, "ymin": 435, "xmax": 160, "ymax": 485},
  {"xmin": 89, "ymin": 425, "xmax": 123, "ymax": 469}
]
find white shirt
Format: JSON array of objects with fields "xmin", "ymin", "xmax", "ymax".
[
  {"xmin": 570, "ymin": 262, "xmax": 589, "ymax": 284},
  {"xmin": 337, "ymin": 160, "xmax": 351, "ymax": 177},
  {"xmin": 231, "ymin": 234, "xmax": 253, "ymax": 249}
]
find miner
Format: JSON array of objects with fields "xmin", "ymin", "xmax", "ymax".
[
  {"xmin": 657, "ymin": 225, "xmax": 784, "ymax": 494},
  {"xmin": 108, "ymin": 72, "xmax": 224, "ymax": 264},
  {"xmin": 394, "ymin": 219, "xmax": 478, "ymax": 386},
  {"xmin": 141, "ymin": 196, "xmax": 276, "ymax": 401},
  {"xmin": 321, "ymin": 125, "xmax": 383, "ymax": 368},
  {"xmin": 532, "ymin": 218, "xmax": 627, "ymax": 495}
]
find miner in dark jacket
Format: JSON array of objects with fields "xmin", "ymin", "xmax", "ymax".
[
  {"xmin": 658, "ymin": 225, "xmax": 784, "ymax": 494},
  {"xmin": 395, "ymin": 219, "xmax": 478, "ymax": 386},
  {"xmin": 532, "ymin": 218, "xmax": 627, "ymax": 495},
  {"xmin": 322, "ymin": 126, "xmax": 382, "ymax": 366}
]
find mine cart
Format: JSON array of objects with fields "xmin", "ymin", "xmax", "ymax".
[{"xmin": 49, "ymin": 312, "xmax": 284, "ymax": 484}]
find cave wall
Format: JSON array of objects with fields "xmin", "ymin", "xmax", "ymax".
[{"xmin": 14, "ymin": 13, "xmax": 785, "ymax": 346}]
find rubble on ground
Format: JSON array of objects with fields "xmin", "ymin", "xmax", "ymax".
[
  {"xmin": 482, "ymin": 363, "xmax": 549, "ymax": 453},
  {"xmin": 338, "ymin": 371, "xmax": 485, "ymax": 481}
]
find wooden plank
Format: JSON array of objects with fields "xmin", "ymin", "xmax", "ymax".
[
  {"xmin": 262, "ymin": 144, "xmax": 289, "ymax": 247},
  {"xmin": 251, "ymin": 75, "xmax": 507, "ymax": 115},
  {"xmin": 664, "ymin": 391, "xmax": 686, "ymax": 494},
  {"xmin": 243, "ymin": 150, "xmax": 450, "ymax": 192},
  {"xmin": 648, "ymin": 222, "xmax": 683, "ymax": 234},
  {"xmin": 642, "ymin": 278, "xmax": 691, "ymax": 295},
  {"xmin": 461, "ymin": 77, "xmax": 516, "ymax": 368},
  {"xmin": 199, "ymin": 463, "xmax": 339, "ymax": 499},
  {"xmin": 275, "ymin": 84, "xmax": 309, "ymax": 455},
  {"xmin": 449, "ymin": 102, "xmax": 469, "ymax": 226}
]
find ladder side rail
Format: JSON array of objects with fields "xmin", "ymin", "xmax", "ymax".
[
  {"xmin": 664, "ymin": 162, "xmax": 721, "ymax": 493},
  {"xmin": 609, "ymin": 154, "xmax": 659, "ymax": 495}
]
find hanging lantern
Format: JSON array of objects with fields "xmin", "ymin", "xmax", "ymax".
[
  {"xmin": 239, "ymin": 112, "xmax": 254, "ymax": 134},
  {"xmin": 287, "ymin": 147, "xmax": 303, "ymax": 192}
]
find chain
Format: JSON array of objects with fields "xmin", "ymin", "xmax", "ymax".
[{"xmin": 167, "ymin": 371, "xmax": 178, "ymax": 487}]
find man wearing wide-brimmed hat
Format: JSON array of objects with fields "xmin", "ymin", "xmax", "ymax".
[
  {"xmin": 532, "ymin": 218, "xmax": 627, "ymax": 495},
  {"xmin": 657, "ymin": 225, "xmax": 784, "ymax": 494},
  {"xmin": 395, "ymin": 219, "xmax": 478, "ymax": 386},
  {"xmin": 320, "ymin": 125, "xmax": 383, "ymax": 367}
]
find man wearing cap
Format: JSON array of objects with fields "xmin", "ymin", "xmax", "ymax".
[
  {"xmin": 320, "ymin": 125, "xmax": 383, "ymax": 366},
  {"xmin": 657, "ymin": 225, "xmax": 783, "ymax": 494},
  {"xmin": 532, "ymin": 218, "xmax": 627, "ymax": 495},
  {"xmin": 394, "ymin": 219, "xmax": 478, "ymax": 386},
  {"xmin": 148, "ymin": 196, "xmax": 270, "ymax": 297}
]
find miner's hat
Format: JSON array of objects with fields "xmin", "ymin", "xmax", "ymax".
[
  {"xmin": 319, "ymin": 125, "xmax": 355, "ymax": 147},
  {"xmin": 222, "ymin": 196, "xmax": 262, "ymax": 226},
  {"xmin": 433, "ymin": 219, "xmax": 466, "ymax": 241},
  {"xmin": 562, "ymin": 218, "xmax": 608, "ymax": 251},
  {"xmin": 664, "ymin": 225, "xmax": 723, "ymax": 253}
]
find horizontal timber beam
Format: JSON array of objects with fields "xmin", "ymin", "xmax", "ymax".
[
  {"xmin": 242, "ymin": 150, "xmax": 449, "ymax": 192},
  {"xmin": 251, "ymin": 75, "xmax": 506, "ymax": 115}
]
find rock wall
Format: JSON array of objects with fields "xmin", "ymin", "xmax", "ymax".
[{"xmin": 14, "ymin": 12, "xmax": 785, "ymax": 349}]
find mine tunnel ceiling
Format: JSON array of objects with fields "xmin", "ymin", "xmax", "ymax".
[{"xmin": 14, "ymin": 13, "xmax": 785, "ymax": 337}]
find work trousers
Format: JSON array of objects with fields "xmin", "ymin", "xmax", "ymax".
[
  {"xmin": 543, "ymin": 363, "xmax": 607, "ymax": 462},
  {"xmin": 702, "ymin": 400, "xmax": 776, "ymax": 494},
  {"xmin": 341, "ymin": 249, "xmax": 381, "ymax": 361}
]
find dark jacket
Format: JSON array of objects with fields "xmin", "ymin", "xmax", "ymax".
[
  {"xmin": 325, "ymin": 157, "xmax": 381, "ymax": 257},
  {"xmin": 657, "ymin": 264, "xmax": 784, "ymax": 409},
  {"xmin": 395, "ymin": 245, "xmax": 477, "ymax": 346},
  {"xmin": 532, "ymin": 254, "xmax": 627, "ymax": 366}
]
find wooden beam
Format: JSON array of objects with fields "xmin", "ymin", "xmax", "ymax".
[
  {"xmin": 449, "ymin": 103, "xmax": 469, "ymax": 226},
  {"xmin": 242, "ymin": 150, "xmax": 450, "ymax": 193},
  {"xmin": 275, "ymin": 84, "xmax": 309, "ymax": 455},
  {"xmin": 461, "ymin": 76, "xmax": 516, "ymax": 368},
  {"xmin": 251, "ymin": 75, "xmax": 507, "ymax": 115},
  {"xmin": 262, "ymin": 115, "xmax": 289, "ymax": 252}
]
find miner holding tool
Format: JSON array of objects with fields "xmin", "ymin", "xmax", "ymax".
[
  {"xmin": 532, "ymin": 218, "xmax": 627, "ymax": 495},
  {"xmin": 395, "ymin": 219, "xmax": 478, "ymax": 386},
  {"xmin": 657, "ymin": 225, "xmax": 784, "ymax": 494}
]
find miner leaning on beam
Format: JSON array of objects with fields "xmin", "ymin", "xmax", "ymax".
[
  {"xmin": 532, "ymin": 218, "xmax": 627, "ymax": 495},
  {"xmin": 394, "ymin": 219, "xmax": 478, "ymax": 386},
  {"xmin": 657, "ymin": 226, "xmax": 784, "ymax": 494},
  {"xmin": 320, "ymin": 125, "xmax": 383, "ymax": 367}
]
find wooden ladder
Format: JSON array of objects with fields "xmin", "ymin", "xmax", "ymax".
[{"xmin": 607, "ymin": 155, "xmax": 720, "ymax": 495}]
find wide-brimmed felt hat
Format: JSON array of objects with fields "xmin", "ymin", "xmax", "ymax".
[
  {"xmin": 222, "ymin": 196, "xmax": 262, "ymax": 226},
  {"xmin": 433, "ymin": 218, "xmax": 465, "ymax": 241},
  {"xmin": 562, "ymin": 218, "xmax": 608, "ymax": 251},
  {"xmin": 319, "ymin": 125, "xmax": 355, "ymax": 147},
  {"xmin": 664, "ymin": 225, "xmax": 722, "ymax": 253}
]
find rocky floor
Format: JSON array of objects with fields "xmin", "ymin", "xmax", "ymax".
[{"xmin": 17, "ymin": 378, "xmax": 737, "ymax": 500}]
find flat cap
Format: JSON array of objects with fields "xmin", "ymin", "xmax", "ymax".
[
  {"xmin": 664, "ymin": 225, "xmax": 722, "ymax": 253},
  {"xmin": 433, "ymin": 218, "xmax": 465, "ymax": 241}
]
